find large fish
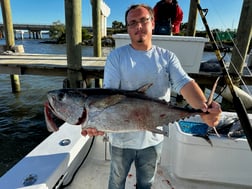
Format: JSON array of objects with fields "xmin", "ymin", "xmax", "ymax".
[{"xmin": 44, "ymin": 84, "xmax": 204, "ymax": 135}]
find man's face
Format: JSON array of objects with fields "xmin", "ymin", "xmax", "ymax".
[
  {"xmin": 126, "ymin": 7, "xmax": 154, "ymax": 47},
  {"xmin": 165, "ymin": 0, "xmax": 173, "ymax": 3}
]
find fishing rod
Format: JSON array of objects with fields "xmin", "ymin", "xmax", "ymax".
[{"xmin": 196, "ymin": 1, "xmax": 252, "ymax": 150}]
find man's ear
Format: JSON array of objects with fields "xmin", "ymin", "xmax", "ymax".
[{"xmin": 152, "ymin": 20, "xmax": 155, "ymax": 30}]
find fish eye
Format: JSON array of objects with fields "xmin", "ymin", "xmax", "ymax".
[{"xmin": 58, "ymin": 92, "xmax": 65, "ymax": 101}]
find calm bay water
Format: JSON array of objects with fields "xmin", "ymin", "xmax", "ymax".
[
  {"xmin": 0, "ymin": 38, "xmax": 113, "ymax": 176},
  {"xmin": 0, "ymin": 37, "xmax": 223, "ymax": 177}
]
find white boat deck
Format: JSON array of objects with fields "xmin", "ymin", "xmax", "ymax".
[
  {"xmin": 1, "ymin": 112, "xmax": 252, "ymax": 189},
  {"xmin": 64, "ymin": 132, "xmax": 251, "ymax": 189},
  {"xmin": 63, "ymin": 136, "xmax": 175, "ymax": 189}
]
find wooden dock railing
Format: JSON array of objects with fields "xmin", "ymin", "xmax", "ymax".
[
  {"xmin": 1, "ymin": 53, "xmax": 252, "ymax": 89},
  {"xmin": 0, "ymin": 53, "xmax": 106, "ymax": 79}
]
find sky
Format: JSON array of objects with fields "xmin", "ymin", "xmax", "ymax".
[{"xmin": 0, "ymin": 0, "xmax": 244, "ymax": 31}]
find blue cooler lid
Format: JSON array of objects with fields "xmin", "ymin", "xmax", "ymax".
[{"xmin": 178, "ymin": 121, "xmax": 209, "ymax": 135}]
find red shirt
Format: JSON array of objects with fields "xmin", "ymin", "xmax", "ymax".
[{"xmin": 153, "ymin": 1, "xmax": 183, "ymax": 34}]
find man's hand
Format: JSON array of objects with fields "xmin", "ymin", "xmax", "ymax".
[
  {"xmin": 81, "ymin": 128, "xmax": 105, "ymax": 137},
  {"xmin": 200, "ymin": 101, "xmax": 222, "ymax": 127}
]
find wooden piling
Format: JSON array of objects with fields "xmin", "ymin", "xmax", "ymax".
[
  {"xmin": 92, "ymin": 0, "xmax": 102, "ymax": 87},
  {"xmin": 64, "ymin": 0, "xmax": 83, "ymax": 88},
  {"xmin": 10, "ymin": 74, "xmax": 21, "ymax": 92},
  {"xmin": 0, "ymin": 0, "xmax": 21, "ymax": 92},
  {"xmin": 229, "ymin": 0, "xmax": 252, "ymax": 84},
  {"xmin": 92, "ymin": 0, "xmax": 102, "ymax": 57},
  {"xmin": 187, "ymin": 0, "xmax": 199, "ymax": 36},
  {"xmin": 0, "ymin": 0, "xmax": 14, "ymax": 46}
]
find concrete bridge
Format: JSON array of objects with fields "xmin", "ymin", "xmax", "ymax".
[
  {"xmin": 0, "ymin": 24, "xmax": 103, "ymax": 39},
  {"xmin": 0, "ymin": 23, "xmax": 52, "ymax": 39},
  {"xmin": 0, "ymin": 0, "xmax": 110, "ymax": 40}
]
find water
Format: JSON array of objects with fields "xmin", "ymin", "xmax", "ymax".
[
  {"xmin": 0, "ymin": 38, "xmax": 220, "ymax": 177},
  {"xmin": 0, "ymin": 38, "xmax": 113, "ymax": 176},
  {"xmin": 0, "ymin": 74, "xmax": 64, "ymax": 176}
]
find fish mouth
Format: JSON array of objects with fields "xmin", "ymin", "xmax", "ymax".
[
  {"xmin": 44, "ymin": 99, "xmax": 87, "ymax": 132},
  {"xmin": 45, "ymin": 100, "xmax": 59, "ymax": 120},
  {"xmin": 44, "ymin": 101, "xmax": 59, "ymax": 132}
]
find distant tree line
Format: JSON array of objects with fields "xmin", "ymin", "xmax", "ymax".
[
  {"xmin": 49, "ymin": 20, "xmax": 92, "ymax": 44},
  {"xmin": 49, "ymin": 20, "xmax": 115, "ymax": 46},
  {"xmin": 49, "ymin": 19, "xmax": 246, "ymax": 48},
  {"xmin": 109, "ymin": 20, "xmax": 239, "ymax": 41}
]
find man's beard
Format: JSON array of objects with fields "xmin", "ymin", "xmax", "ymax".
[
  {"xmin": 137, "ymin": 38, "xmax": 144, "ymax": 43},
  {"xmin": 135, "ymin": 31, "xmax": 145, "ymax": 43}
]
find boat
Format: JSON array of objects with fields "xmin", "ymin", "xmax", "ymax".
[
  {"xmin": 2, "ymin": 27, "xmax": 252, "ymax": 188},
  {"xmin": 1, "ymin": 22, "xmax": 252, "ymax": 189},
  {"xmin": 1, "ymin": 1, "xmax": 252, "ymax": 188},
  {"xmin": 0, "ymin": 111, "xmax": 252, "ymax": 189}
]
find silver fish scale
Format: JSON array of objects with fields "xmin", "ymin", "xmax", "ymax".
[
  {"xmin": 84, "ymin": 96, "xmax": 198, "ymax": 133},
  {"xmin": 46, "ymin": 87, "xmax": 201, "ymax": 134}
]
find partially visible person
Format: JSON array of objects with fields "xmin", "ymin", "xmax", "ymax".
[
  {"xmin": 82, "ymin": 4, "xmax": 221, "ymax": 189},
  {"xmin": 153, "ymin": 0, "xmax": 183, "ymax": 35}
]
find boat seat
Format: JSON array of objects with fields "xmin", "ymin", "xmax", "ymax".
[{"xmin": 0, "ymin": 123, "xmax": 90, "ymax": 189}]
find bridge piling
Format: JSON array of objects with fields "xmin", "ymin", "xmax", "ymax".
[{"xmin": 0, "ymin": 0, "xmax": 21, "ymax": 92}]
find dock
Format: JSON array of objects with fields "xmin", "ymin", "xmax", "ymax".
[
  {"xmin": 1, "ymin": 53, "xmax": 252, "ymax": 86},
  {"xmin": 0, "ymin": 53, "xmax": 106, "ymax": 79}
]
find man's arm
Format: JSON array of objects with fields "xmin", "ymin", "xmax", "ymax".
[
  {"xmin": 82, "ymin": 51, "xmax": 120, "ymax": 137},
  {"xmin": 180, "ymin": 80, "xmax": 222, "ymax": 127}
]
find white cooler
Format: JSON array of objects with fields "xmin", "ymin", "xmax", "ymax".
[
  {"xmin": 162, "ymin": 112, "xmax": 252, "ymax": 187},
  {"xmin": 113, "ymin": 34, "xmax": 207, "ymax": 73}
]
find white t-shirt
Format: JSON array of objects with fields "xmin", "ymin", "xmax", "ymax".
[{"xmin": 103, "ymin": 44, "xmax": 192, "ymax": 149}]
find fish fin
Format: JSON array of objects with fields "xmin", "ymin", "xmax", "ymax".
[
  {"xmin": 148, "ymin": 128, "xmax": 167, "ymax": 135},
  {"xmin": 193, "ymin": 134, "xmax": 213, "ymax": 146},
  {"xmin": 137, "ymin": 83, "xmax": 153, "ymax": 93},
  {"xmin": 92, "ymin": 94, "xmax": 126, "ymax": 109},
  {"xmin": 206, "ymin": 76, "xmax": 220, "ymax": 106},
  {"xmin": 162, "ymin": 125, "xmax": 170, "ymax": 137}
]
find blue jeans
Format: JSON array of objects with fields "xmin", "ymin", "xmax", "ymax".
[{"xmin": 108, "ymin": 142, "xmax": 163, "ymax": 189}]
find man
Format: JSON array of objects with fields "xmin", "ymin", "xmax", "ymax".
[
  {"xmin": 153, "ymin": 0, "xmax": 183, "ymax": 35},
  {"xmin": 82, "ymin": 4, "xmax": 221, "ymax": 189}
]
